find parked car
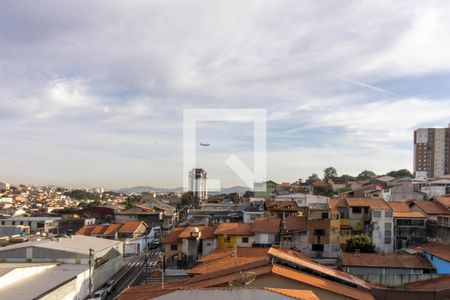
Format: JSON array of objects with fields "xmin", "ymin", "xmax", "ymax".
[
  {"xmin": 87, "ymin": 289, "xmax": 107, "ymax": 300},
  {"xmin": 149, "ymin": 239, "xmax": 160, "ymax": 249}
]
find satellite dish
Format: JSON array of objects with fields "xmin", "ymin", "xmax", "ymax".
[{"xmin": 228, "ymin": 271, "xmax": 256, "ymax": 286}]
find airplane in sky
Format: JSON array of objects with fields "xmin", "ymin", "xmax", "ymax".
[{"xmin": 200, "ymin": 143, "xmax": 210, "ymax": 147}]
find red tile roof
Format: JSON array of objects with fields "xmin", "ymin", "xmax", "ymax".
[
  {"xmin": 266, "ymin": 200, "xmax": 300, "ymax": 211},
  {"xmin": 283, "ymin": 215, "xmax": 307, "ymax": 232},
  {"xmin": 251, "ymin": 217, "xmax": 280, "ymax": 233},
  {"xmin": 414, "ymin": 242, "xmax": 450, "ymax": 262},
  {"xmin": 393, "ymin": 211, "xmax": 426, "ymax": 218},
  {"xmin": 404, "ymin": 275, "xmax": 450, "ymax": 290},
  {"xmin": 271, "ymin": 265, "xmax": 374, "ymax": 300},
  {"xmin": 435, "ymin": 196, "xmax": 450, "ymax": 209},
  {"xmin": 214, "ymin": 223, "xmax": 253, "ymax": 236},
  {"xmin": 161, "ymin": 227, "xmax": 184, "ymax": 244},
  {"xmin": 103, "ymin": 223, "xmax": 123, "ymax": 236},
  {"xmin": 188, "ymin": 256, "xmax": 267, "ymax": 275},
  {"xmin": 346, "ymin": 198, "xmax": 391, "ymax": 210},
  {"xmin": 178, "ymin": 226, "xmax": 216, "ymax": 239},
  {"xmin": 75, "ymin": 225, "xmax": 96, "ymax": 235},
  {"xmin": 118, "ymin": 221, "xmax": 147, "ymax": 233},
  {"xmin": 341, "ymin": 252, "xmax": 434, "ymax": 269},
  {"xmin": 90, "ymin": 224, "xmax": 108, "ymax": 235},
  {"xmin": 197, "ymin": 247, "xmax": 270, "ymax": 263},
  {"xmin": 268, "ymin": 247, "xmax": 371, "ymax": 290},
  {"xmin": 387, "ymin": 201, "xmax": 411, "ymax": 212},
  {"xmin": 413, "ymin": 201, "xmax": 449, "ymax": 215}
]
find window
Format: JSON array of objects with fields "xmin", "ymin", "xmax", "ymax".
[
  {"xmin": 171, "ymin": 244, "xmax": 177, "ymax": 251},
  {"xmin": 385, "ymin": 210, "xmax": 393, "ymax": 217},
  {"xmin": 352, "ymin": 207, "xmax": 361, "ymax": 213},
  {"xmin": 321, "ymin": 212, "xmax": 329, "ymax": 219},
  {"xmin": 372, "ymin": 211, "xmax": 381, "ymax": 218},
  {"xmin": 312, "ymin": 244, "xmax": 324, "ymax": 251},
  {"xmin": 12, "ymin": 221, "xmax": 15, "ymax": 225},
  {"xmin": 314, "ymin": 229, "xmax": 325, "ymax": 236},
  {"xmin": 224, "ymin": 236, "xmax": 231, "ymax": 243},
  {"xmin": 384, "ymin": 222, "xmax": 392, "ymax": 244},
  {"xmin": 242, "ymin": 237, "xmax": 249, "ymax": 243}
]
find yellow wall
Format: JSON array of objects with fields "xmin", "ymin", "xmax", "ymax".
[{"xmin": 217, "ymin": 235, "xmax": 237, "ymax": 249}]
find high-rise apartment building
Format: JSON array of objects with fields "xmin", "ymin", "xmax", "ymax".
[
  {"xmin": 414, "ymin": 124, "xmax": 450, "ymax": 178},
  {"xmin": 189, "ymin": 168, "xmax": 207, "ymax": 207}
]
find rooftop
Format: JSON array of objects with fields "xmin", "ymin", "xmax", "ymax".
[
  {"xmin": 346, "ymin": 198, "xmax": 391, "ymax": 210},
  {"xmin": 414, "ymin": 242, "xmax": 450, "ymax": 262},
  {"xmin": 178, "ymin": 226, "xmax": 216, "ymax": 239},
  {"xmin": 413, "ymin": 200, "xmax": 449, "ymax": 215},
  {"xmin": 251, "ymin": 217, "xmax": 280, "ymax": 233},
  {"xmin": 197, "ymin": 247, "xmax": 270, "ymax": 263},
  {"xmin": 341, "ymin": 252, "xmax": 434, "ymax": 269},
  {"xmin": 214, "ymin": 222, "xmax": 253, "ymax": 236}
]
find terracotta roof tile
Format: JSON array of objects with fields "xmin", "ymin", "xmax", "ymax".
[
  {"xmin": 90, "ymin": 224, "xmax": 108, "ymax": 235},
  {"xmin": 341, "ymin": 252, "xmax": 434, "ymax": 269},
  {"xmin": 103, "ymin": 223, "xmax": 123, "ymax": 236},
  {"xmin": 435, "ymin": 196, "xmax": 450, "ymax": 209},
  {"xmin": 188, "ymin": 256, "xmax": 267, "ymax": 275},
  {"xmin": 414, "ymin": 242, "xmax": 450, "ymax": 262},
  {"xmin": 251, "ymin": 217, "xmax": 280, "ymax": 233},
  {"xmin": 404, "ymin": 275, "xmax": 450, "ymax": 290},
  {"xmin": 162, "ymin": 227, "xmax": 184, "ymax": 244},
  {"xmin": 197, "ymin": 247, "xmax": 270, "ymax": 263},
  {"xmin": 414, "ymin": 201, "xmax": 449, "ymax": 215},
  {"xmin": 271, "ymin": 265, "xmax": 374, "ymax": 300},
  {"xmin": 118, "ymin": 221, "xmax": 147, "ymax": 233},
  {"xmin": 346, "ymin": 198, "xmax": 391, "ymax": 210},
  {"xmin": 214, "ymin": 223, "xmax": 253, "ymax": 236},
  {"xmin": 268, "ymin": 247, "xmax": 371, "ymax": 290},
  {"xmin": 178, "ymin": 226, "xmax": 216, "ymax": 239},
  {"xmin": 265, "ymin": 288, "xmax": 320, "ymax": 300},
  {"xmin": 266, "ymin": 200, "xmax": 300, "ymax": 211},
  {"xmin": 387, "ymin": 201, "xmax": 411, "ymax": 212},
  {"xmin": 393, "ymin": 211, "xmax": 425, "ymax": 218},
  {"xmin": 75, "ymin": 225, "xmax": 96, "ymax": 235}
]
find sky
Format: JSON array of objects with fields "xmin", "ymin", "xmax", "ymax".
[{"xmin": 1, "ymin": 0, "xmax": 450, "ymax": 189}]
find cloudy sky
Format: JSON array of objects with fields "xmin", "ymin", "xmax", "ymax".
[{"xmin": 1, "ymin": 1, "xmax": 450, "ymax": 189}]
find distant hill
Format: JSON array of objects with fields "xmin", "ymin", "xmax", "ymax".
[{"xmin": 117, "ymin": 185, "xmax": 251, "ymax": 194}]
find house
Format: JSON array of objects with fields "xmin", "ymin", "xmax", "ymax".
[
  {"xmin": 345, "ymin": 198, "xmax": 394, "ymax": 253},
  {"xmin": 415, "ymin": 242, "xmax": 450, "ymax": 274},
  {"xmin": 76, "ymin": 221, "xmax": 149, "ymax": 255},
  {"xmin": 162, "ymin": 227, "xmax": 185, "ymax": 268},
  {"xmin": 280, "ymin": 215, "xmax": 308, "ymax": 251},
  {"xmin": 410, "ymin": 200, "xmax": 449, "ymax": 221},
  {"xmin": 118, "ymin": 246, "xmax": 375, "ymax": 300},
  {"xmin": 266, "ymin": 200, "xmax": 304, "ymax": 218},
  {"xmin": 341, "ymin": 252, "xmax": 434, "ymax": 276},
  {"xmin": 251, "ymin": 217, "xmax": 280, "ymax": 247},
  {"xmin": 115, "ymin": 204, "xmax": 162, "ymax": 227},
  {"xmin": 307, "ymin": 202, "xmax": 340, "ymax": 258},
  {"xmin": 390, "ymin": 181, "xmax": 426, "ymax": 201},
  {"xmin": 0, "ymin": 217, "xmax": 61, "ymax": 234},
  {"xmin": 214, "ymin": 223, "xmax": 254, "ymax": 249},
  {"xmin": 75, "ymin": 206, "xmax": 116, "ymax": 222},
  {"xmin": 254, "ymin": 180, "xmax": 279, "ymax": 198},
  {"xmin": 387, "ymin": 201, "xmax": 427, "ymax": 250},
  {"xmin": 138, "ymin": 200, "xmax": 177, "ymax": 232},
  {"xmin": 178, "ymin": 225, "xmax": 217, "ymax": 266}
]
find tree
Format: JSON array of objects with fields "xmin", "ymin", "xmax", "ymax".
[
  {"xmin": 181, "ymin": 191, "xmax": 195, "ymax": 207},
  {"xmin": 345, "ymin": 234, "xmax": 376, "ymax": 253},
  {"xmin": 386, "ymin": 169, "xmax": 412, "ymax": 178},
  {"xmin": 357, "ymin": 170, "xmax": 377, "ymax": 180},
  {"xmin": 323, "ymin": 167, "xmax": 338, "ymax": 181},
  {"xmin": 305, "ymin": 173, "xmax": 319, "ymax": 185}
]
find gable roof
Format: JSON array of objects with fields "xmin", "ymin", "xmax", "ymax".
[
  {"xmin": 387, "ymin": 201, "xmax": 411, "ymax": 212},
  {"xmin": 118, "ymin": 221, "xmax": 147, "ymax": 233},
  {"xmin": 90, "ymin": 224, "xmax": 108, "ymax": 235},
  {"xmin": 345, "ymin": 198, "xmax": 391, "ymax": 210},
  {"xmin": 414, "ymin": 242, "xmax": 450, "ymax": 262},
  {"xmin": 435, "ymin": 196, "xmax": 450, "ymax": 209},
  {"xmin": 404, "ymin": 275, "xmax": 450, "ymax": 291},
  {"xmin": 341, "ymin": 252, "xmax": 434, "ymax": 269},
  {"xmin": 188, "ymin": 256, "xmax": 267, "ymax": 275},
  {"xmin": 178, "ymin": 226, "xmax": 217, "ymax": 239},
  {"xmin": 266, "ymin": 200, "xmax": 300, "ymax": 211},
  {"xmin": 75, "ymin": 225, "xmax": 96, "ymax": 236},
  {"xmin": 103, "ymin": 223, "xmax": 123, "ymax": 236},
  {"xmin": 197, "ymin": 247, "xmax": 270, "ymax": 263},
  {"xmin": 162, "ymin": 227, "xmax": 184, "ymax": 244},
  {"xmin": 251, "ymin": 217, "xmax": 280, "ymax": 233},
  {"xmin": 214, "ymin": 223, "xmax": 253, "ymax": 236},
  {"xmin": 268, "ymin": 247, "xmax": 371, "ymax": 290},
  {"xmin": 413, "ymin": 201, "xmax": 449, "ymax": 215}
]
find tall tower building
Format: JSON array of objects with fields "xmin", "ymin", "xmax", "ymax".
[
  {"xmin": 414, "ymin": 124, "xmax": 450, "ymax": 178},
  {"xmin": 189, "ymin": 168, "xmax": 207, "ymax": 207}
]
